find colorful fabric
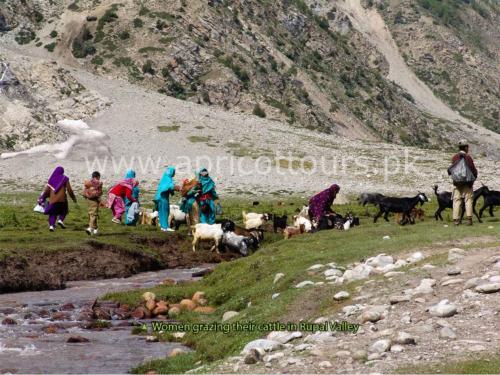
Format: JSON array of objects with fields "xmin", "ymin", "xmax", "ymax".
[
  {"xmin": 308, "ymin": 184, "xmax": 340, "ymax": 221},
  {"xmin": 47, "ymin": 166, "xmax": 69, "ymax": 193},
  {"xmin": 83, "ymin": 178, "xmax": 103, "ymax": 200},
  {"xmin": 108, "ymin": 193, "xmax": 125, "ymax": 220},
  {"xmin": 155, "ymin": 166, "xmax": 176, "ymax": 201},
  {"xmin": 197, "ymin": 168, "xmax": 217, "ymax": 195},
  {"xmin": 157, "ymin": 192, "xmax": 171, "ymax": 230},
  {"xmin": 47, "ymin": 202, "xmax": 68, "ymax": 226}
]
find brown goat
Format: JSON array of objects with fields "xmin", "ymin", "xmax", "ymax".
[{"xmin": 283, "ymin": 224, "xmax": 305, "ymax": 239}]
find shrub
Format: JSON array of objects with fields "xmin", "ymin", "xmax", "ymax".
[
  {"xmin": 44, "ymin": 42, "xmax": 57, "ymax": 52},
  {"xmin": 253, "ymin": 104, "xmax": 266, "ymax": 118},
  {"xmin": 50, "ymin": 30, "xmax": 58, "ymax": 38},
  {"xmin": 15, "ymin": 28, "xmax": 36, "ymax": 45},
  {"xmin": 118, "ymin": 30, "xmax": 130, "ymax": 40},
  {"xmin": 91, "ymin": 56, "xmax": 104, "ymax": 65},
  {"xmin": 142, "ymin": 60, "xmax": 155, "ymax": 75},
  {"xmin": 133, "ymin": 18, "xmax": 143, "ymax": 28},
  {"xmin": 72, "ymin": 40, "xmax": 96, "ymax": 58}
]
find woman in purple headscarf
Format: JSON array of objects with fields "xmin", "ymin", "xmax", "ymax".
[
  {"xmin": 38, "ymin": 166, "xmax": 77, "ymax": 232},
  {"xmin": 308, "ymin": 184, "xmax": 340, "ymax": 222}
]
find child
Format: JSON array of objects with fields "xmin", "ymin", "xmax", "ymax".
[
  {"xmin": 83, "ymin": 171, "xmax": 103, "ymax": 235},
  {"xmin": 107, "ymin": 175, "xmax": 138, "ymax": 224}
]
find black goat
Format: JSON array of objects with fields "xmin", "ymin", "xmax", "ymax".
[
  {"xmin": 374, "ymin": 193, "xmax": 428, "ymax": 225},
  {"xmin": 359, "ymin": 193, "xmax": 385, "ymax": 206},
  {"xmin": 273, "ymin": 214, "xmax": 288, "ymax": 233},
  {"xmin": 434, "ymin": 185, "xmax": 483, "ymax": 222},
  {"xmin": 477, "ymin": 186, "xmax": 500, "ymax": 219},
  {"xmin": 219, "ymin": 219, "xmax": 261, "ymax": 249}
]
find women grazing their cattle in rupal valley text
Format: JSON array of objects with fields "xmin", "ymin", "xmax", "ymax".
[{"xmin": 308, "ymin": 184, "xmax": 340, "ymax": 223}]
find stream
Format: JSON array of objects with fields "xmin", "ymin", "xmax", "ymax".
[{"xmin": 0, "ymin": 266, "xmax": 210, "ymax": 374}]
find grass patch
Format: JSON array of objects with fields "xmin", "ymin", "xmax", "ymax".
[
  {"xmin": 187, "ymin": 136, "xmax": 211, "ymax": 143},
  {"xmin": 157, "ymin": 125, "xmax": 180, "ymax": 132},
  {"xmin": 44, "ymin": 42, "xmax": 57, "ymax": 52}
]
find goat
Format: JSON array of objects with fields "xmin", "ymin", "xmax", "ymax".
[
  {"xmin": 140, "ymin": 209, "xmax": 159, "ymax": 226},
  {"xmin": 219, "ymin": 219, "xmax": 261, "ymax": 249},
  {"xmin": 477, "ymin": 185, "xmax": 500, "ymax": 219},
  {"xmin": 168, "ymin": 205, "xmax": 187, "ymax": 230},
  {"xmin": 433, "ymin": 185, "xmax": 482, "ymax": 222},
  {"xmin": 242, "ymin": 211, "xmax": 271, "ymax": 230},
  {"xmin": 297, "ymin": 205, "xmax": 310, "ymax": 219},
  {"xmin": 283, "ymin": 224, "xmax": 305, "ymax": 239},
  {"xmin": 221, "ymin": 231, "xmax": 252, "ymax": 256},
  {"xmin": 358, "ymin": 193, "xmax": 385, "ymax": 206},
  {"xmin": 273, "ymin": 214, "xmax": 288, "ymax": 233},
  {"xmin": 191, "ymin": 223, "xmax": 223, "ymax": 253},
  {"xmin": 395, "ymin": 208, "xmax": 425, "ymax": 225},
  {"xmin": 293, "ymin": 215, "xmax": 312, "ymax": 232},
  {"xmin": 374, "ymin": 193, "xmax": 428, "ymax": 225}
]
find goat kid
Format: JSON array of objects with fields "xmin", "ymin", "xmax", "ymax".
[
  {"xmin": 242, "ymin": 211, "xmax": 271, "ymax": 230},
  {"xmin": 219, "ymin": 219, "xmax": 261, "ymax": 249},
  {"xmin": 293, "ymin": 215, "xmax": 312, "ymax": 232},
  {"xmin": 283, "ymin": 224, "xmax": 306, "ymax": 239},
  {"xmin": 273, "ymin": 214, "xmax": 288, "ymax": 233},
  {"xmin": 168, "ymin": 205, "xmax": 187, "ymax": 230},
  {"xmin": 221, "ymin": 231, "xmax": 252, "ymax": 256},
  {"xmin": 477, "ymin": 186, "xmax": 500, "ymax": 219}
]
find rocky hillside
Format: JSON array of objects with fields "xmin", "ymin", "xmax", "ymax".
[
  {"xmin": 378, "ymin": 0, "xmax": 500, "ymax": 133},
  {"xmin": 0, "ymin": 0, "xmax": 498, "ymax": 152}
]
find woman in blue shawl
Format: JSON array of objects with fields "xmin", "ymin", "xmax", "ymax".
[
  {"xmin": 196, "ymin": 167, "xmax": 218, "ymax": 224},
  {"xmin": 124, "ymin": 169, "xmax": 140, "ymax": 226},
  {"xmin": 154, "ymin": 166, "xmax": 176, "ymax": 232}
]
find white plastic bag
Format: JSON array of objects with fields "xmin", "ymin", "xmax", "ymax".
[{"xmin": 33, "ymin": 204, "xmax": 45, "ymax": 214}]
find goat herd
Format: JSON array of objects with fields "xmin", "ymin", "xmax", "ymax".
[{"xmin": 184, "ymin": 184, "xmax": 499, "ymax": 257}]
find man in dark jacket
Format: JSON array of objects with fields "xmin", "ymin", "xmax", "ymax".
[{"xmin": 451, "ymin": 140, "xmax": 478, "ymax": 226}]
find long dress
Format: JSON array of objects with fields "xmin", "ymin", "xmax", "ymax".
[
  {"xmin": 123, "ymin": 169, "xmax": 140, "ymax": 226},
  {"xmin": 196, "ymin": 168, "xmax": 218, "ymax": 225},
  {"xmin": 154, "ymin": 166, "xmax": 176, "ymax": 230},
  {"xmin": 308, "ymin": 184, "xmax": 340, "ymax": 222}
]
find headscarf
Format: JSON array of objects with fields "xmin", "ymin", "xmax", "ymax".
[
  {"xmin": 197, "ymin": 167, "xmax": 215, "ymax": 194},
  {"xmin": 309, "ymin": 184, "xmax": 340, "ymax": 217},
  {"xmin": 155, "ymin": 166, "xmax": 176, "ymax": 201},
  {"xmin": 124, "ymin": 169, "xmax": 136, "ymax": 179},
  {"xmin": 47, "ymin": 166, "xmax": 69, "ymax": 193}
]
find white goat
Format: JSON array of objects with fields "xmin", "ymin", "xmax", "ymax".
[
  {"xmin": 298, "ymin": 205, "xmax": 310, "ymax": 219},
  {"xmin": 168, "ymin": 204, "xmax": 187, "ymax": 229},
  {"xmin": 293, "ymin": 215, "xmax": 312, "ymax": 232},
  {"xmin": 191, "ymin": 223, "xmax": 223, "ymax": 253},
  {"xmin": 242, "ymin": 211, "xmax": 270, "ymax": 230}
]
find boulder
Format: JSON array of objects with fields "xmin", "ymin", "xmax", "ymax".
[
  {"xmin": 244, "ymin": 348, "xmax": 264, "ymax": 364},
  {"xmin": 352, "ymin": 349, "xmax": 367, "ymax": 360},
  {"xmin": 448, "ymin": 248, "xmax": 466, "ymax": 263},
  {"xmin": 365, "ymin": 254, "xmax": 394, "ymax": 268},
  {"xmin": 241, "ymin": 339, "xmax": 282, "ymax": 354},
  {"xmin": 273, "ymin": 273, "xmax": 285, "ymax": 284},
  {"xmin": 271, "ymin": 293, "xmax": 280, "ymax": 299},
  {"xmin": 441, "ymin": 279, "xmax": 464, "ymax": 286},
  {"xmin": 429, "ymin": 300, "xmax": 457, "ymax": 318},
  {"xmin": 191, "ymin": 291, "xmax": 205, "ymax": 305},
  {"xmin": 93, "ymin": 307, "xmax": 111, "ymax": 320},
  {"xmin": 475, "ymin": 283, "xmax": 500, "ymax": 294},
  {"xmin": 439, "ymin": 326, "xmax": 457, "ymax": 339},
  {"xmin": 222, "ymin": 311, "xmax": 239, "ymax": 322},
  {"xmin": 67, "ymin": 335, "xmax": 89, "ymax": 343},
  {"xmin": 168, "ymin": 306, "xmax": 181, "ymax": 317},
  {"xmin": 447, "ymin": 268, "xmax": 461, "ymax": 276},
  {"xmin": 343, "ymin": 264, "xmax": 373, "ymax": 281},
  {"xmin": 153, "ymin": 301, "xmax": 169, "ymax": 316},
  {"xmin": 308, "ymin": 264, "xmax": 324, "ymax": 271},
  {"xmin": 369, "ymin": 339, "xmax": 391, "ymax": 353},
  {"xmin": 393, "ymin": 331, "xmax": 416, "ymax": 345},
  {"xmin": 295, "ymin": 280, "xmax": 314, "ymax": 288},
  {"xmin": 407, "ymin": 252, "xmax": 424, "ymax": 263},
  {"xmin": 142, "ymin": 292, "xmax": 156, "ymax": 302},
  {"xmin": 389, "ymin": 295, "xmax": 410, "ymax": 304},
  {"xmin": 324, "ymin": 269, "xmax": 343, "ymax": 277},
  {"xmin": 146, "ymin": 299, "xmax": 157, "ymax": 312},
  {"xmin": 1, "ymin": 317, "xmax": 17, "ymax": 325},
  {"xmin": 412, "ymin": 278, "xmax": 436, "ymax": 295},
  {"xmin": 180, "ymin": 299, "xmax": 197, "ymax": 311},
  {"xmin": 334, "ymin": 291, "xmax": 350, "ymax": 301},
  {"xmin": 169, "ymin": 348, "xmax": 187, "ymax": 357},
  {"xmin": 267, "ymin": 331, "xmax": 302, "ymax": 344},
  {"xmin": 193, "ymin": 306, "xmax": 215, "ymax": 314},
  {"xmin": 464, "ymin": 277, "xmax": 481, "ymax": 289}
]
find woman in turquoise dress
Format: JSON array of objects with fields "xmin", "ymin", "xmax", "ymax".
[
  {"xmin": 196, "ymin": 167, "xmax": 218, "ymax": 224},
  {"xmin": 154, "ymin": 166, "xmax": 176, "ymax": 232}
]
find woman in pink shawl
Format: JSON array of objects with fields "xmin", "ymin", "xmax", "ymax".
[
  {"xmin": 107, "ymin": 173, "xmax": 138, "ymax": 224},
  {"xmin": 38, "ymin": 166, "xmax": 77, "ymax": 232},
  {"xmin": 308, "ymin": 184, "xmax": 340, "ymax": 222}
]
